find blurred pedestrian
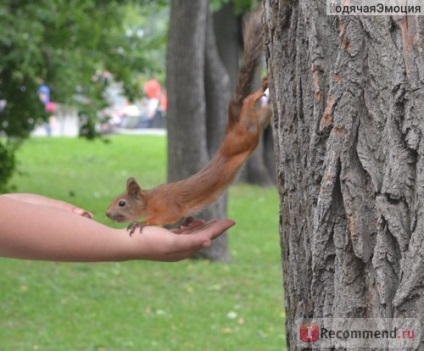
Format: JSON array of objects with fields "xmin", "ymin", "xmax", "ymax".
[{"xmin": 37, "ymin": 83, "xmax": 57, "ymax": 136}]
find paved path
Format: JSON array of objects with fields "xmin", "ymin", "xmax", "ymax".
[{"xmin": 32, "ymin": 111, "xmax": 166, "ymax": 137}]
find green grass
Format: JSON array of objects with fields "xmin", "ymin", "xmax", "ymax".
[{"xmin": 0, "ymin": 135, "xmax": 285, "ymax": 351}]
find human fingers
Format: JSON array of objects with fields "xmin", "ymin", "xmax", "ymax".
[
  {"xmin": 181, "ymin": 219, "xmax": 234, "ymax": 237},
  {"xmin": 170, "ymin": 218, "xmax": 206, "ymax": 234},
  {"xmin": 169, "ymin": 219, "xmax": 235, "ymax": 254}
]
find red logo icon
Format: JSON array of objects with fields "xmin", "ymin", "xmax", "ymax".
[{"xmin": 299, "ymin": 322, "xmax": 320, "ymax": 343}]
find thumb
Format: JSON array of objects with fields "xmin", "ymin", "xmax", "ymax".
[
  {"xmin": 180, "ymin": 219, "xmax": 235, "ymax": 249},
  {"xmin": 72, "ymin": 207, "xmax": 94, "ymax": 219}
]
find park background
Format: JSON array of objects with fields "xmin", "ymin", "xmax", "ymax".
[{"xmin": 0, "ymin": 1, "xmax": 284, "ymax": 350}]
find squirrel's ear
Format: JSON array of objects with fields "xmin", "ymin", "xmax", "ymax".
[{"xmin": 126, "ymin": 177, "xmax": 141, "ymax": 196}]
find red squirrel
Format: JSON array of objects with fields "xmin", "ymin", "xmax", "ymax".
[{"xmin": 106, "ymin": 10, "xmax": 271, "ymax": 234}]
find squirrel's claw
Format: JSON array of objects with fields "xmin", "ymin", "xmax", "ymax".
[
  {"xmin": 261, "ymin": 76, "xmax": 268, "ymax": 91},
  {"xmin": 127, "ymin": 221, "xmax": 147, "ymax": 236},
  {"xmin": 180, "ymin": 216, "xmax": 195, "ymax": 227}
]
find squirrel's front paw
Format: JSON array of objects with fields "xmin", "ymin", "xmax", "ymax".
[
  {"xmin": 180, "ymin": 216, "xmax": 195, "ymax": 227},
  {"xmin": 261, "ymin": 76, "xmax": 268, "ymax": 91},
  {"xmin": 127, "ymin": 222, "xmax": 147, "ymax": 236}
]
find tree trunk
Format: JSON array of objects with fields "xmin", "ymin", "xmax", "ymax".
[
  {"xmin": 245, "ymin": 127, "xmax": 276, "ymax": 186},
  {"xmin": 166, "ymin": 0, "xmax": 230, "ymax": 261},
  {"xmin": 263, "ymin": 125, "xmax": 276, "ymax": 183},
  {"xmin": 214, "ymin": 5, "xmax": 276, "ymax": 187},
  {"xmin": 213, "ymin": 2, "xmax": 241, "ymax": 94},
  {"xmin": 264, "ymin": 0, "xmax": 424, "ymax": 349}
]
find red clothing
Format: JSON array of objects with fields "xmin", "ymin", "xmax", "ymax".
[
  {"xmin": 160, "ymin": 92, "xmax": 167, "ymax": 111},
  {"xmin": 144, "ymin": 79, "xmax": 161, "ymax": 99}
]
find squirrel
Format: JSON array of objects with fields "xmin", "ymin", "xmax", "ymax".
[{"xmin": 106, "ymin": 10, "xmax": 271, "ymax": 234}]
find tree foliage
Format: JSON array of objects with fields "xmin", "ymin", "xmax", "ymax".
[
  {"xmin": 209, "ymin": 0, "xmax": 259, "ymax": 13},
  {"xmin": 0, "ymin": 0, "xmax": 167, "ymax": 191}
]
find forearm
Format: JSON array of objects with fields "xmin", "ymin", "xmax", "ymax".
[
  {"xmin": 3, "ymin": 193, "xmax": 93, "ymax": 218},
  {"xmin": 0, "ymin": 195, "xmax": 235, "ymax": 263},
  {"xmin": 0, "ymin": 196, "xmax": 136, "ymax": 262}
]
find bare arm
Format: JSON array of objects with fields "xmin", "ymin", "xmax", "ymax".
[
  {"xmin": 3, "ymin": 193, "xmax": 94, "ymax": 218},
  {"xmin": 0, "ymin": 195, "xmax": 234, "ymax": 262}
]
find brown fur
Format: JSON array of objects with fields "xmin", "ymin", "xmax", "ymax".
[{"xmin": 106, "ymin": 10, "xmax": 270, "ymax": 227}]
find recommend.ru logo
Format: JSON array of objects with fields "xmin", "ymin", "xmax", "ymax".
[{"xmin": 296, "ymin": 318, "xmax": 420, "ymax": 349}]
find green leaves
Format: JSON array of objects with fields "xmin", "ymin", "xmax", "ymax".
[
  {"xmin": 209, "ymin": 0, "xmax": 259, "ymax": 13},
  {"xmin": 0, "ymin": 0, "xmax": 168, "ymax": 190}
]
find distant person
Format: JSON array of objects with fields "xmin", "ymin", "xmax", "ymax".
[
  {"xmin": 0, "ymin": 99, "xmax": 6, "ymax": 113},
  {"xmin": 37, "ymin": 84, "xmax": 50, "ymax": 106},
  {"xmin": 160, "ymin": 90, "xmax": 167, "ymax": 113},
  {"xmin": 143, "ymin": 77, "xmax": 165, "ymax": 128},
  {"xmin": 143, "ymin": 77, "xmax": 161, "ymax": 100},
  {"xmin": 37, "ymin": 83, "xmax": 57, "ymax": 136},
  {"xmin": 120, "ymin": 99, "xmax": 143, "ymax": 129},
  {"xmin": 143, "ymin": 78, "xmax": 160, "ymax": 125}
]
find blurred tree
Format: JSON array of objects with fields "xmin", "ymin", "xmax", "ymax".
[
  {"xmin": 167, "ymin": 0, "xmax": 231, "ymax": 261},
  {"xmin": 166, "ymin": 0, "xmax": 267, "ymax": 261},
  {"xmin": 213, "ymin": 0, "xmax": 275, "ymax": 187},
  {"xmin": 0, "ymin": 0, "xmax": 167, "ymax": 191}
]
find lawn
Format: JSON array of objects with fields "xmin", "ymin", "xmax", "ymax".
[{"xmin": 0, "ymin": 135, "xmax": 285, "ymax": 351}]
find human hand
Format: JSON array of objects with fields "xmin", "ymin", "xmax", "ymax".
[
  {"xmin": 0, "ymin": 194, "xmax": 234, "ymax": 262},
  {"xmin": 2, "ymin": 193, "xmax": 94, "ymax": 219},
  {"xmin": 131, "ymin": 219, "xmax": 235, "ymax": 262}
]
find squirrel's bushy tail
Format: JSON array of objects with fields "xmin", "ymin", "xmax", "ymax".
[{"xmin": 229, "ymin": 9, "xmax": 263, "ymax": 123}]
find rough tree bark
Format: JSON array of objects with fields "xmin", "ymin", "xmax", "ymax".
[
  {"xmin": 166, "ymin": 0, "xmax": 231, "ymax": 261},
  {"xmin": 264, "ymin": 0, "xmax": 424, "ymax": 349}
]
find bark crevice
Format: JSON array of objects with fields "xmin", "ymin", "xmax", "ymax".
[{"xmin": 265, "ymin": 0, "xmax": 424, "ymax": 348}]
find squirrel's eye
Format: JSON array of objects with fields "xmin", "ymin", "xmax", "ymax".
[{"xmin": 118, "ymin": 200, "xmax": 126, "ymax": 207}]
